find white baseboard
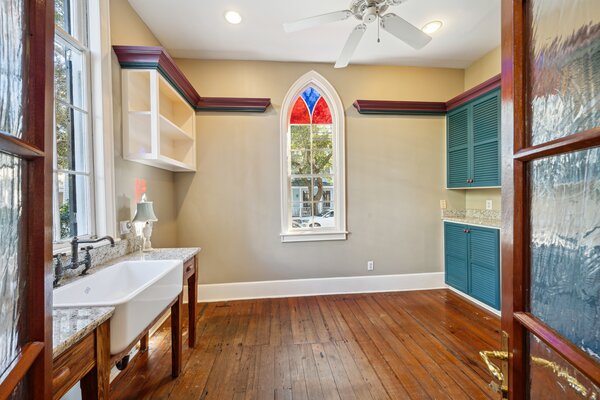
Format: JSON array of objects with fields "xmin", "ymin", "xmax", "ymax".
[
  {"xmin": 446, "ymin": 285, "xmax": 501, "ymax": 316},
  {"xmin": 195, "ymin": 272, "xmax": 445, "ymax": 302}
]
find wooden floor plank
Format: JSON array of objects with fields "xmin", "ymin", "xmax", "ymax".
[{"xmin": 111, "ymin": 289, "xmax": 500, "ymax": 400}]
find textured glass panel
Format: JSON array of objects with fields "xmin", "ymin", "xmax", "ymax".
[
  {"xmin": 0, "ymin": 153, "xmax": 26, "ymax": 377},
  {"xmin": 529, "ymin": 333, "xmax": 599, "ymax": 399},
  {"xmin": 530, "ymin": 148, "xmax": 600, "ymax": 361},
  {"xmin": 529, "ymin": 0, "xmax": 600, "ymax": 145},
  {"xmin": 0, "ymin": 0, "xmax": 26, "ymax": 138}
]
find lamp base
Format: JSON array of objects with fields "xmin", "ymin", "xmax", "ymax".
[{"xmin": 142, "ymin": 222, "xmax": 155, "ymax": 252}]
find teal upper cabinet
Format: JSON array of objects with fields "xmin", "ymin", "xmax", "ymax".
[{"xmin": 447, "ymin": 88, "xmax": 501, "ymax": 188}]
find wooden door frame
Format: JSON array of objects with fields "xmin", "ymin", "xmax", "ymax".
[
  {"xmin": 501, "ymin": 0, "xmax": 600, "ymax": 398},
  {"xmin": 0, "ymin": 0, "xmax": 53, "ymax": 398}
]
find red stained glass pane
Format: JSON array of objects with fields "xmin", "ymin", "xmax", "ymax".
[
  {"xmin": 312, "ymin": 97, "xmax": 332, "ymax": 124},
  {"xmin": 290, "ymin": 97, "xmax": 310, "ymax": 124}
]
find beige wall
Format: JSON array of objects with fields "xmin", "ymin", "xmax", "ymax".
[
  {"xmin": 462, "ymin": 46, "xmax": 502, "ymax": 210},
  {"xmin": 110, "ymin": 0, "xmax": 177, "ymax": 247},
  {"xmin": 173, "ymin": 60, "xmax": 465, "ymax": 284},
  {"xmin": 464, "ymin": 47, "xmax": 501, "ymax": 91}
]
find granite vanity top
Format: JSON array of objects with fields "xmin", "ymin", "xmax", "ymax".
[
  {"xmin": 53, "ymin": 306, "xmax": 114, "ymax": 358},
  {"xmin": 441, "ymin": 209, "xmax": 501, "ymax": 229},
  {"xmin": 57, "ymin": 247, "xmax": 201, "ymax": 288}
]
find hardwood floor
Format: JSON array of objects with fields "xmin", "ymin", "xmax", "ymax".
[{"xmin": 110, "ymin": 289, "xmax": 500, "ymax": 400}]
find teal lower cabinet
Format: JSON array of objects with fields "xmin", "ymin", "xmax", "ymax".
[{"xmin": 444, "ymin": 222, "xmax": 500, "ymax": 310}]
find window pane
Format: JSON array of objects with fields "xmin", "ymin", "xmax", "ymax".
[
  {"xmin": 312, "ymin": 148, "xmax": 333, "ymax": 175},
  {"xmin": 55, "ymin": 0, "xmax": 86, "ymax": 44},
  {"xmin": 55, "ymin": 102, "xmax": 88, "ymax": 172},
  {"xmin": 54, "ymin": 38, "xmax": 87, "ymax": 110},
  {"xmin": 313, "ymin": 176, "xmax": 334, "ymax": 202},
  {"xmin": 291, "ymin": 177, "xmax": 311, "ymax": 203},
  {"xmin": 313, "ymin": 202, "xmax": 335, "ymax": 228},
  {"xmin": 291, "ymin": 203, "xmax": 312, "ymax": 229},
  {"xmin": 290, "ymin": 125, "xmax": 310, "ymax": 150},
  {"xmin": 55, "ymin": 172, "xmax": 91, "ymax": 240},
  {"xmin": 290, "ymin": 150, "xmax": 311, "ymax": 175}
]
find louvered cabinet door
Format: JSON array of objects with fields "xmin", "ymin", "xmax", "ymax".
[
  {"xmin": 447, "ymin": 107, "xmax": 470, "ymax": 188},
  {"xmin": 468, "ymin": 226, "xmax": 500, "ymax": 310},
  {"xmin": 444, "ymin": 222, "xmax": 469, "ymax": 292},
  {"xmin": 471, "ymin": 89, "xmax": 501, "ymax": 187}
]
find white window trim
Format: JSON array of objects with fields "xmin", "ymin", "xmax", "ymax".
[
  {"xmin": 280, "ymin": 71, "xmax": 347, "ymax": 243},
  {"xmin": 53, "ymin": 0, "xmax": 116, "ymax": 252}
]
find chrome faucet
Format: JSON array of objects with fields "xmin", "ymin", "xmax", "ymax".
[{"xmin": 53, "ymin": 236, "xmax": 115, "ymax": 287}]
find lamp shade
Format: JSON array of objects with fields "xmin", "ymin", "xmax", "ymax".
[{"xmin": 132, "ymin": 195, "xmax": 158, "ymax": 223}]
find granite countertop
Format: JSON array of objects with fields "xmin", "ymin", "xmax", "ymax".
[
  {"xmin": 442, "ymin": 215, "xmax": 501, "ymax": 229},
  {"xmin": 57, "ymin": 247, "xmax": 201, "ymax": 288},
  {"xmin": 441, "ymin": 209, "xmax": 501, "ymax": 229},
  {"xmin": 53, "ymin": 306, "xmax": 114, "ymax": 359}
]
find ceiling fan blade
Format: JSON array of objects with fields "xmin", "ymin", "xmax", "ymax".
[
  {"xmin": 335, "ymin": 24, "xmax": 367, "ymax": 69},
  {"xmin": 283, "ymin": 10, "xmax": 353, "ymax": 33},
  {"xmin": 380, "ymin": 13, "xmax": 432, "ymax": 49}
]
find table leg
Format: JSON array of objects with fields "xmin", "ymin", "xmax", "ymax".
[
  {"xmin": 188, "ymin": 268, "xmax": 197, "ymax": 348},
  {"xmin": 81, "ymin": 320, "xmax": 110, "ymax": 399},
  {"xmin": 171, "ymin": 294, "xmax": 182, "ymax": 378}
]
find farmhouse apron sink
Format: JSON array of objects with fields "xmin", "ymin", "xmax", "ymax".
[{"xmin": 53, "ymin": 260, "xmax": 183, "ymax": 355}]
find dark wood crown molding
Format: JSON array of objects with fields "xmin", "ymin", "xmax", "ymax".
[
  {"xmin": 113, "ymin": 45, "xmax": 271, "ymax": 113},
  {"xmin": 353, "ymin": 100, "xmax": 447, "ymax": 116},
  {"xmin": 446, "ymin": 74, "xmax": 501, "ymax": 111},
  {"xmin": 354, "ymin": 73, "xmax": 501, "ymax": 116}
]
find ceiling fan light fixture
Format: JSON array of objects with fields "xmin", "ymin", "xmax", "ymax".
[
  {"xmin": 225, "ymin": 10, "xmax": 242, "ymax": 25},
  {"xmin": 422, "ymin": 20, "xmax": 442, "ymax": 34}
]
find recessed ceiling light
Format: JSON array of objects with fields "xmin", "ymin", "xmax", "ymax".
[
  {"xmin": 225, "ymin": 11, "xmax": 242, "ymax": 25},
  {"xmin": 422, "ymin": 20, "xmax": 443, "ymax": 34}
]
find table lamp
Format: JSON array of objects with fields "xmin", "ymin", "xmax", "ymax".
[{"xmin": 132, "ymin": 193, "xmax": 158, "ymax": 252}]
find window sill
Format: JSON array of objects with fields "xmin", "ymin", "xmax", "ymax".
[
  {"xmin": 53, "ymin": 237, "xmax": 122, "ymax": 256},
  {"xmin": 280, "ymin": 231, "xmax": 348, "ymax": 243}
]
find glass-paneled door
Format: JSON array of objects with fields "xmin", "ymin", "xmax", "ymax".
[
  {"xmin": 484, "ymin": 0, "xmax": 600, "ymax": 398},
  {"xmin": 0, "ymin": 0, "xmax": 53, "ymax": 398}
]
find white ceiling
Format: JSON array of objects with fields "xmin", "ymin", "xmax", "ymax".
[{"xmin": 128, "ymin": 0, "xmax": 500, "ymax": 69}]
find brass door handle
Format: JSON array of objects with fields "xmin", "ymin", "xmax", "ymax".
[{"xmin": 479, "ymin": 350, "xmax": 509, "ymax": 398}]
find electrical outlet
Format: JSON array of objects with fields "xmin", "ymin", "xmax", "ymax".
[
  {"xmin": 486, "ymin": 200, "xmax": 493, "ymax": 210},
  {"xmin": 440, "ymin": 200, "xmax": 447, "ymax": 209},
  {"xmin": 367, "ymin": 261, "xmax": 374, "ymax": 271},
  {"xmin": 120, "ymin": 221, "xmax": 132, "ymax": 235}
]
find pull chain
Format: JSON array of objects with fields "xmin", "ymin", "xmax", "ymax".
[{"xmin": 377, "ymin": 14, "xmax": 381, "ymax": 43}]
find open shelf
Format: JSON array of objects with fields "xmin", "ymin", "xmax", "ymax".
[{"xmin": 122, "ymin": 69, "xmax": 196, "ymax": 172}]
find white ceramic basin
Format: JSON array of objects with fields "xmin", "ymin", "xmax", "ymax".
[{"xmin": 53, "ymin": 260, "xmax": 183, "ymax": 355}]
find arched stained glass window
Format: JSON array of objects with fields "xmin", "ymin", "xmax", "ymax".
[{"xmin": 281, "ymin": 71, "xmax": 346, "ymax": 242}]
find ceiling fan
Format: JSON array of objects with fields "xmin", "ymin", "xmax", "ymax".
[{"xmin": 283, "ymin": 0, "xmax": 432, "ymax": 68}]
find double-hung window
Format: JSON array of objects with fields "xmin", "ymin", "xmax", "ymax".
[
  {"xmin": 53, "ymin": 0, "xmax": 94, "ymax": 242},
  {"xmin": 280, "ymin": 71, "xmax": 346, "ymax": 242}
]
